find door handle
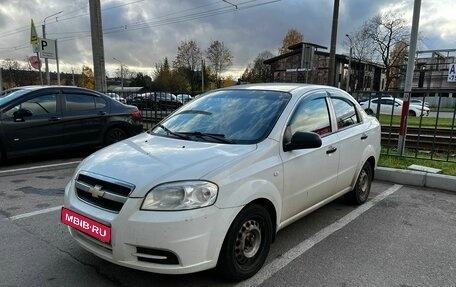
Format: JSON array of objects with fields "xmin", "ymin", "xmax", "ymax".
[
  {"xmin": 361, "ymin": 133, "xmax": 368, "ymax": 140},
  {"xmin": 98, "ymin": 111, "xmax": 107, "ymax": 115},
  {"xmin": 48, "ymin": 117, "xmax": 61, "ymax": 121},
  {"xmin": 326, "ymin": 146, "xmax": 337, "ymax": 154}
]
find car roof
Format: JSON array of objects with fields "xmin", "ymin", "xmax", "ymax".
[
  {"xmin": 225, "ymin": 83, "xmax": 344, "ymax": 96},
  {"xmin": 2, "ymin": 85, "xmax": 107, "ymax": 95}
]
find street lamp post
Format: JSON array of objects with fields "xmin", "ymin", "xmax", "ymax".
[
  {"xmin": 346, "ymin": 34, "xmax": 353, "ymax": 92},
  {"xmin": 42, "ymin": 11, "xmax": 63, "ymax": 85}
]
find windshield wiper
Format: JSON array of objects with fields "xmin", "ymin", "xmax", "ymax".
[
  {"xmin": 180, "ymin": 132, "xmax": 233, "ymax": 144},
  {"xmin": 156, "ymin": 124, "xmax": 191, "ymax": 140}
]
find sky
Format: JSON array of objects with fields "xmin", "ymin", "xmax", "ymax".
[{"xmin": 0, "ymin": 0, "xmax": 455, "ymax": 79}]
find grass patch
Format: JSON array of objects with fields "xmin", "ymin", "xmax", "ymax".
[
  {"xmin": 379, "ymin": 154, "xmax": 456, "ymax": 176},
  {"xmin": 378, "ymin": 115, "xmax": 455, "ymax": 129}
]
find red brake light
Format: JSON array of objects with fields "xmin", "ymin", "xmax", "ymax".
[{"xmin": 131, "ymin": 110, "xmax": 142, "ymax": 121}]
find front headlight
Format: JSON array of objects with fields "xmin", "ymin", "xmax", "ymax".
[{"xmin": 141, "ymin": 181, "xmax": 218, "ymax": 211}]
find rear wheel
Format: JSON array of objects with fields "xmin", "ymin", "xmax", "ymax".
[
  {"xmin": 105, "ymin": 127, "xmax": 128, "ymax": 145},
  {"xmin": 365, "ymin": 108, "xmax": 374, "ymax": 115},
  {"xmin": 217, "ymin": 204, "xmax": 272, "ymax": 281},
  {"xmin": 346, "ymin": 161, "xmax": 373, "ymax": 205}
]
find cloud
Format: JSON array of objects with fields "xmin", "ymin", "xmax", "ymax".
[{"xmin": 0, "ymin": 0, "xmax": 455, "ymax": 78}]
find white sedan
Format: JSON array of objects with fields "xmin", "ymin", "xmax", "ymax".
[
  {"xmin": 359, "ymin": 97, "xmax": 430, "ymax": 117},
  {"xmin": 61, "ymin": 83, "xmax": 381, "ymax": 281}
]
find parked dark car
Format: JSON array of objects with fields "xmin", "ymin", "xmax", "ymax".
[
  {"xmin": 126, "ymin": 92, "xmax": 183, "ymax": 110},
  {"xmin": 0, "ymin": 86, "xmax": 143, "ymax": 161}
]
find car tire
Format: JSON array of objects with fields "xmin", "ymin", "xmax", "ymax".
[
  {"xmin": 346, "ymin": 161, "xmax": 373, "ymax": 205},
  {"xmin": 365, "ymin": 108, "xmax": 374, "ymax": 115},
  {"xmin": 217, "ymin": 204, "xmax": 273, "ymax": 282},
  {"xmin": 408, "ymin": 110, "xmax": 416, "ymax": 117},
  {"xmin": 105, "ymin": 127, "xmax": 128, "ymax": 145}
]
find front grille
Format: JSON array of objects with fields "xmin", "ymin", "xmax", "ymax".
[
  {"xmin": 75, "ymin": 171, "xmax": 135, "ymax": 213},
  {"xmin": 135, "ymin": 247, "xmax": 180, "ymax": 265}
]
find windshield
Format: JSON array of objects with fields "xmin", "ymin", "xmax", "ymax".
[{"xmin": 150, "ymin": 89, "xmax": 291, "ymax": 144}]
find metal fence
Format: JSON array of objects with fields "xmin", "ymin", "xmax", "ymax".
[
  {"xmin": 114, "ymin": 91, "xmax": 196, "ymax": 128},
  {"xmin": 119, "ymin": 89, "xmax": 456, "ymax": 163},
  {"xmin": 351, "ymin": 90, "xmax": 456, "ymax": 163}
]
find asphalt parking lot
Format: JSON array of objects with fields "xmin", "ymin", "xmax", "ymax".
[{"xmin": 1, "ymin": 156, "xmax": 456, "ymax": 286}]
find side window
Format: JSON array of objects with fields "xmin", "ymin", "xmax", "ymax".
[
  {"xmin": 287, "ymin": 94, "xmax": 331, "ymax": 137},
  {"xmin": 65, "ymin": 94, "xmax": 96, "ymax": 111},
  {"xmin": 4, "ymin": 94, "xmax": 57, "ymax": 118},
  {"xmin": 331, "ymin": 97, "xmax": 359, "ymax": 129},
  {"xmin": 381, "ymin": 99, "xmax": 394, "ymax": 106},
  {"xmin": 95, "ymin": 97, "xmax": 107, "ymax": 109}
]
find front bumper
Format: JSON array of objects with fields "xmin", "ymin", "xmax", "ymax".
[{"xmin": 64, "ymin": 181, "xmax": 242, "ymax": 274}]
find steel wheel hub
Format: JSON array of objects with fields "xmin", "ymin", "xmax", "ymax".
[{"xmin": 235, "ymin": 219, "xmax": 262, "ymax": 263}]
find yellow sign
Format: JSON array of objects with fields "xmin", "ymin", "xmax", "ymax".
[{"xmin": 30, "ymin": 19, "xmax": 38, "ymax": 45}]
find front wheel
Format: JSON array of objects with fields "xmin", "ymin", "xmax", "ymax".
[
  {"xmin": 105, "ymin": 127, "xmax": 128, "ymax": 145},
  {"xmin": 217, "ymin": 204, "xmax": 272, "ymax": 281},
  {"xmin": 408, "ymin": 110, "xmax": 417, "ymax": 117},
  {"xmin": 346, "ymin": 161, "xmax": 373, "ymax": 205}
]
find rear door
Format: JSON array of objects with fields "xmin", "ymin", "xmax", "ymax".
[
  {"xmin": 329, "ymin": 91, "xmax": 368, "ymax": 191},
  {"xmin": 1, "ymin": 91, "xmax": 63, "ymax": 155},
  {"xmin": 280, "ymin": 91, "xmax": 340, "ymax": 221},
  {"xmin": 61, "ymin": 91, "xmax": 109, "ymax": 147}
]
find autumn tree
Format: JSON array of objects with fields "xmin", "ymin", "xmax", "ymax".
[
  {"xmin": 79, "ymin": 65, "xmax": 95, "ymax": 89},
  {"xmin": 206, "ymin": 40, "xmax": 233, "ymax": 88},
  {"xmin": 220, "ymin": 75, "xmax": 235, "ymax": 88},
  {"xmin": 241, "ymin": 51, "xmax": 274, "ymax": 83},
  {"xmin": 278, "ymin": 29, "xmax": 304, "ymax": 55}
]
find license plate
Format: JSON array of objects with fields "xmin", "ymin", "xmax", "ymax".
[{"xmin": 61, "ymin": 207, "xmax": 111, "ymax": 243}]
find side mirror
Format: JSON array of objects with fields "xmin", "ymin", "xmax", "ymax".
[
  {"xmin": 13, "ymin": 108, "xmax": 33, "ymax": 121},
  {"xmin": 284, "ymin": 131, "xmax": 322, "ymax": 152}
]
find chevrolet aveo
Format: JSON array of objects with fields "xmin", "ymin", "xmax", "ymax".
[{"xmin": 62, "ymin": 83, "xmax": 381, "ymax": 281}]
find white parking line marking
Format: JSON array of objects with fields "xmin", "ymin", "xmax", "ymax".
[
  {"xmin": 0, "ymin": 161, "xmax": 81, "ymax": 175},
  {"xmin": 237, "ymin": 184, "xmax": 403, "ymax": 287},
  {"xmin": 9, "ymin": 205, "xmax": 63, "ymax": 221}
]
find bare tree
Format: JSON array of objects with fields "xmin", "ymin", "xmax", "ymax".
[
  {"xmin": 173, "ymin": 40, "xmax": 202, "ymax": 72},
  {"xmin": 173, "ymin": 40, "xmax": 202, "ymax": 92},
  {"xmin": 1, "ymin": 59, "xmax": 21, "ymax": 70},
  {"xmin": 363, "ymin": 11, "xmax": 410, "ymax": 91},
  {"xmin": 206, "ymin": 40, "xmax": 233, "ymax": 88},
  {"xmin": 279, "ymin": 29, "xmax": 304, "ymax": 55}
]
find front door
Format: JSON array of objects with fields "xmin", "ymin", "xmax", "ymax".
[
  {"xmin": 280, "ymin": 91, "xmax": 340, "ymax": 221},
  {"xmin": 1, "ymin": 92, "xmax": 63, "ymax": 156}
]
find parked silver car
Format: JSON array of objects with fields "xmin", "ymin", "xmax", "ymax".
[
  {"xmin": 62, "ymin": 83, "xmax": 381, "ymax": 281},
  {"xmin": 359, "ymin": 98, "xmax": 430, "ymax": 117}
]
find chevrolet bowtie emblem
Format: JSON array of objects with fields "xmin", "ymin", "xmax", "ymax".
[{"xmin": 89, "ymin": 185, "xmax": 105, "ymax": 198}]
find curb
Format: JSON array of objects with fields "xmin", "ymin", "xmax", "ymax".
[{"xmin": 375, "ymin": 167, "xmax": 456, "ymax": 193}]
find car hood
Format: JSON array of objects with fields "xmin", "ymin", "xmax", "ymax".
[{"xmin": 76, "ymin": 132, "xmax": 257, "ymax": 197}]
